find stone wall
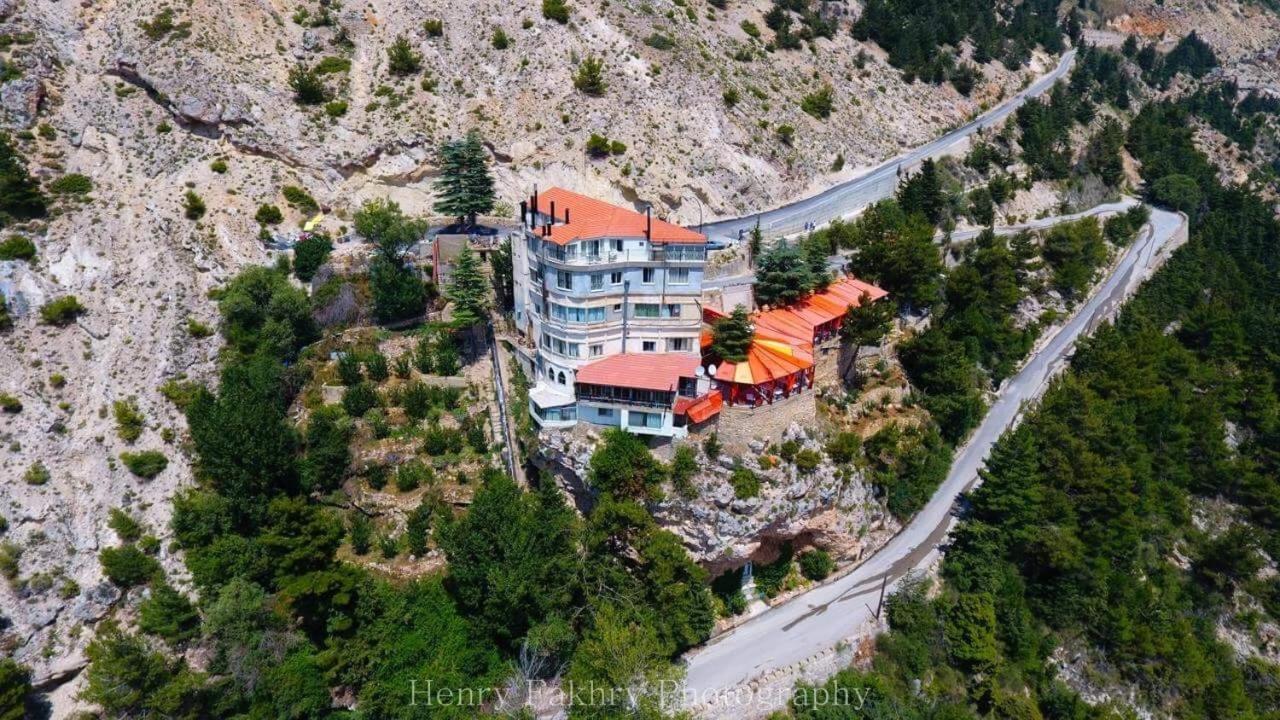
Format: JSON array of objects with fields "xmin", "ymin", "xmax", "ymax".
[{"xmin": 714, "ymin": 391, "xmax": 817, "ymax": 451}]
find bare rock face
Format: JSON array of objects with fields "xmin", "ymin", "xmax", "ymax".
[{"xmin": 0, "ymin": 75, "xmax": 42, "ymax": 127}]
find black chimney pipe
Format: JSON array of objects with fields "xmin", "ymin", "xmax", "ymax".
[
  {"xmin": 550, "ymin": 200, "xmax": 556, "ymax": 223},
  {"xmin": 519, "ymin": 200, "xmax": 528, "ymax": 228},
  {"xmin": 645, "ymin": 206, "xmax": 652, "ymax": 241},
  {"xmin": 564, "ymin": 207, "xmax": 570, "ymax": 224}
]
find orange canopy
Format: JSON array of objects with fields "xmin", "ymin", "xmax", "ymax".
[{"xmin": 753, "ymin": 276, "xmax": 888, "ymax": 345}]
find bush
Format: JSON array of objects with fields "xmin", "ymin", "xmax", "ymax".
[
  {"xmin": 798, "ymin": 549, "xmax": 834, "ymax": 581},
  {"xmin": 644, "ymin": 33, "xmax": 674, "ymax": 50},
  {"xmin": 337, "ymin": 351, "xmax": 363, "ymax": 385},
  {"xmin": 395, "ymin": 461, "xmax": 433, "ymax": 492},
  {"xmin": 585, "ymin": 133, "xmax": 611, "ymax": 158},
  {"xmin": 182, "ymin": 190, "xmax": 205, "ymax": 220},
  {"xmin": 349, "ymin": 513, "xmax": 372, "ymax": 555},
  {"xmin": 825, "ymin": 432, "xmax": 861, "ymax": 464},
  {"xmin": 795, "ymin": 448, "xmax": 822, "ymax": 473},
  {"xmin": 722, "ymin": 87, "xmax": 740, "ymax": 107},
  {"xmin": 800, "ymin": 85, "xmax": 834, "ymax": 119},
  {"xmin": 313, "ymin": 55, "xmax": 351, "ymax": 75},
  {"xmin": 99, "ymin": 545, "xmax": 161, "ymax": 587},
  {"xmin": 138, "ymin": 582, "xmax": 199, "ymax": 643},
  {"xmin": 423, "ymin": 19, "xmax": 443, "ymax": 36},
  {"xmin": 342, "ymin": 382, "xmax": 379, "ymax": 417},
  {"xmin": 108, "ymin": 508, "xmax": 142, "ymax": 542},
  {"xmin": 114, "ymin": 399, "xmax": 146, "ymax": 442},
  {"xmin": 492, "ymin": 27, "xmax": 510, "ymax": 50},
  {"xmin": 288, "ymin": 64, "xmax": 327, "ymax": 104},
  {"xmin": 573, "ymin": 56, "xmax": 607, "ymax": 96},
  {"xmin": 49, "ymin": 173, "xmax": 93, "ymax": 195},
  {"xmin": 282, "ymin": 185, "xmax": 319, "ymax": 213},
  {"xmin": 120, "ymin": 451, "xmax": 169, "ymax": 479},
  {"xmin": 210, "ymin": 159, "xmax": 227, "ymax": 174},
  {"xmin": 0, "ymin": 658, "xmax": 31, "ymax": 719},
  {"xmin": 729, "ymin": 467, "xmax": 760, "ymax": 499},
  {"xmin": 542, "ymin": 0, "xmax": 570, "ymax": 23},
  {"xmin": 0, "ymin": 541, "xmax": 19, "ymax": 580},
  {"xmin": 39, "ymin": 295, "xmax": 85, "ymax": 325},
  {"xmin": 293, "ymin": 233, "xmax": 333, "ymax": 282},
  {"xmin": 0, "ymin": 393, "xmax": 20, "ymax": 413},
  {"xmin": 775, "ymin": 124, "xmax": 795, "ymax": 145},
  {"xmin": 323, "ymin": 100, "xmax": 348, "ymax": 118},
  {"xmin": 23, "ymin": 462, "xmax": 48, "ymax": 486},
  {"xmin": 255, "ymin": 204, "xmax": 283, "ymax": 225},
  {"xmin": 670, "ymin": 445, "xmax": 698, "ymax": 498},
  {"xmin": 703, "ymin": 432, "xmax": 722, "ymax": 460},
  {"xmin": 387, "ymin": 35, "xmax": 422, "ymax": 75},
  {"xmin": 0, "ymin": 235, "xmax": 34, "ymax": 260},
  {"xmin": 754, "ymin": 543, "xmax": 794, "ymax": 598},
  {"xmin": 185, "ymin": 317, "xmax": 213, "ymax": 338}
]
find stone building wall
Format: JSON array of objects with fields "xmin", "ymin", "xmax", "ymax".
[{"xmin": 714, "ymin": 391, "xmax": 817, "ymax": 451}]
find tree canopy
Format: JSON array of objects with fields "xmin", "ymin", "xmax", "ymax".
[{"xmin": 433, "ymin": 131, "xmax": 495, "ymax": 226}]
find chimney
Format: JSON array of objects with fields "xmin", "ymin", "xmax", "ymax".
[
  {"xmin": 564, "ymin": 207, "xmax": 570, "ymax": 224},
  {"xmin": 519, "ymin": 200, "xmax": 528, "ymax": 228},
  {"xmin": 550, "ymin": 200, "xmax": 556, "ymax": 224},
  {"xmin": 532, "ymin": 187, "xmax": 539, "ymax": 222},
  {"xmin": 645, "ymin": 206, "xmax": 652, "ymax": 241}
]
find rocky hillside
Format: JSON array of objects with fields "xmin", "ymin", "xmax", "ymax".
[{"xmin": 1, "ymin": 0, "xmax": 1278, "ymax": 703}]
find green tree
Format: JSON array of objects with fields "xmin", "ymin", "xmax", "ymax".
[
  {"xmin": 896, "ymin": 158, "xmax": 945, "ymax": 226},
  {"xmin": 573, "ymin": 55, "xmax": 608, "ymax": 96},
  {"xmin": 755, "ymin": 240, "xmax": 814, "ymax": 307},
  {"xmin": 0, "ymin": 659, "xmax": 30, "ymax": 720},
  {"xmin": 840, "ymin": 291, "xmax": 893, "ymax": 384},
  {"xmin": 292, "ymin": 233, "xmax": 332, "ymax": 282},
  {"xmin": 288, "ymin": 64, "xmax": 327, "ymax": 104},
  {"xmin": 1151, "ymin": 173, "xmax": 1201, "ymax": 214},
  {"xmin": 589, "ymin": 429, "xmax": 667, "ymax": 500},
  {"xmin": 488, "ymin": 236, "xmax": 515, "ymax": 311},
  {"xmin": 386, "ymin": 34, "xmax": 422, "ymax": 75},
  {"xmin": 433, "ymin": 132, "xmax": 496, "ymax": 226},
  {"xmin": 844, "ymin": 200, "xmax": 942, "ymax": 309},
  {"xmin": 354, "ymin": 199, "xmax": 429, "ymax": 323},
  {"xmin": 301, "ymin": 405, "xmax": 352, "ymax": 492},
  {"xmin": 217, "ymin": 265, "xmax": 318, "ymax": 359},
  {"xmin": 445, "ymin": 243, "xmax": 491, "ymax": 327},
  {"xmin": 138, "ymin": 582, "xmax": 200, "ymax": 643},
  {"xmin": 81, "ymin": 623, "xmax": 210, "ymax": 719},
  {"xmin": 711, "ymin": 305, "xmax": 753, "ymax": 362},
  {"xmin": 0, "ymin": 133, "xmax": 45, "ymax": 222},
  {"xmin": 100, "ymin": 544, "xmax": 161, "ymax": 587}
]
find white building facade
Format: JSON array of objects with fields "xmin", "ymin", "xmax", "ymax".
[{"xmin": 510, "ymin": 188, "xmax": 712, "ymax": 436}]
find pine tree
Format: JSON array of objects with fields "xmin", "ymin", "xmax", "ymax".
[
  {"xmin": 445, "ymin": 243, "xmax": 491, "ymax": 327},
  {"xmin": 0, "ymin": 133, "xmax": 45, "ymax": 222},
  {"xmin": 711, "ymin": 305, "xmax": 753, "ymax": 362},
  {"xmin": 488, "ymin": 237, "xmax": 515, "ymax": 311},
  {"xmin": 840, "ymin": 291, "xmax": 894, "ymax": 384},
  {"xmin": 433, "ymin": 132, "xmax": 495, "ymax": 227},
  {"xmin": 754, "ymin": 240, "xmax": 814, "ymax": 307},
  {"xmin": 896, "ymin": 158, "xmax": 945, "ymax": 226}
]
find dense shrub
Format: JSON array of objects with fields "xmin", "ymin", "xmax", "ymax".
[
  {"xmin": 99, "ymin": 545, "xmax": 161, "ymax": 587},
  {"xmin": 120, "ymin": 451, "xmax": 169, "ymax": 479},
  {"xmin": 798, "ymin": 549, "xmax": 834, "ymax": 581},
  {"xmin": 0, "ymin": 235, "xmax": 34, "ymax": 260},
  {"xmin": 39, "ymin": 295, "xmax": 85, "ymax": 325}
]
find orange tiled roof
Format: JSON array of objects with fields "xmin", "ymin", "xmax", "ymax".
[
  {"xmin": 532, "ymin": 187, "xmax": 706, "ymax": 246},
  {"xmin": 575, "ymin": 353, "xmax": 702, "ymax": 392},
  {"xmin": 752, "ymin": 276, "xmax": 888, "ymax": 344},
  {"xmin": 714, "ymin": 337, "xmax": 813, "ymax": 386}
]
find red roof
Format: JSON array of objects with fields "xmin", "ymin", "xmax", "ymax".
[
  {"xmin": 753, "ymin": 276, "xmax": 888, "ymax": 344},
  {"xmin": 575, "ymin": 353, "xmax": 702, "ymax": 392},
  {"xmin": 532, "ymin": 187, "xmax": 706, "ymax": 246}
]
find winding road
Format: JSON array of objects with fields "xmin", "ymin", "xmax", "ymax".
[
  {"xmin": 682, "ymin": 205, "xmax": 1188, "ymax": 710},
  {"xmin": 700, "ymin": 50, "xmax": 1077, "ymax": 241}
]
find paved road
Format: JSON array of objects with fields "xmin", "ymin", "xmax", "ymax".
[
  {"xmin": 682, "ymin": 206, "xmax": 1187, "ymax": 706},
  {"xmin": 700, "ymin": 49, "xmax": 1077, "ymax": 242},
  {"xmin": 704, "ymin": 197, "xmax": 1140, "ymax": 291}
]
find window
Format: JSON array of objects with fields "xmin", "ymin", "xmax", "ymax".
[
  {"xmin": 642, "ymin": 267, "xmax": 655, "ymax": 284},
  {"xmin": 597, "ymin": 408, "xmax": 614, "ymax": 418},
  {"xmin": 556, "ymin": 271, "xmax": 572, "ymax": 290},
  {"xmin": 589, "ymin": 344, "xmax": 604, "ymax": 357},
  {"xmin": 587, "ymin": 307, "xmax": 606, "ymax": 322},
  {"xmin": 642, "ymin": 341, "xmax": 656, "ymax": 352},
  {"xmin": 627, "ymin": 411, "xmax": 662, "ymax": 429},
  {"xmin": 665, "ymin": 304, "xmax": 681, "ymax": 318},
  {"xmin": 669, "ymin": 268, "xmax": 690, "ymax": 285},
  {"xmin": 613, "ymin": 303, "xmax": 623, "ymax": 312},
  {"xmin": 667, "ymin": 337, "xmax": 692, "ymax": 352},
  {"xmin": 610, "ymin": 271, "xmax": 623, "ymax": 285},
  {"xmin": 557, "ymin": 371, "xmax": 567, "ymax": 385},
  {"xmin": 634, "ymin": 304, "xmax": 659, "ymax": 318},
  {"xmin": 611, "ymin": 239, "xmax": 623, "ymax": 252},
  {"xmin": 590, "ymin": 273, "xmax": 604, "ymax": 291},
  {"xmin": 586, "ymin": 240, "xmax": 600, "ymax": 258}
]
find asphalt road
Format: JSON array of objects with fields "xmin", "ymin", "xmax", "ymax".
[
  {"xmin": 682, "ymin": 206, "xmax": 1187, "ymax": 704},
  {"xmin": 700, "ymin": 49, "xmax": 1078, "ymax": 242}
]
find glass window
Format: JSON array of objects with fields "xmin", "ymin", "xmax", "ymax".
[
  {"xmin": 598, "ymin": 407, "xmax": 614, "ymax": 418},
  {"xmin": 669, "ymin": 268, "xmax": 690, "ymax": 285},
  {"xmin": 665, "ymin": 304, "xmax": 681, "ymax": 318},
  {"xmin": 642, "ymin": 268, "xmax": 655, "ymax": 284},
  {"xmin": 627, "ymin": 411, "xmax": 662, "ymax": 429},
  {"xmin": 556, "ymin": 271, "xmax": 572, "ymax": 290},
  {"xmin": 642, "ymin": 341, "xmax": 656, "ymax": 352},
  {"xmin": 590, "ymin": 274, "xmax": 604, "ymax": 291},
  {"xmin": 611, "ymin": 239, "xmax": 623, "ymax": 252},
  {"xmin": 587, "ymin": 307, "xmax": 606, "ymax": 322},
  {"xmin": 610, "ymin": 271, "xmax": 623, "ymax": 285},
  {"xmin": 634, "ymin": 304, "xmax": 659, "ymax": 318},
  {"xmin": 668, "ymin": 337, "xmax": 692, "ymax": 352},
  {"xmin": 589, "ymin": 344, "xmax": 604, "ymax": 357}
]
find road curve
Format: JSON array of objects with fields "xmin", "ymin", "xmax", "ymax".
[
  {"xmin": 700, "ymin": 49, "xmax": 1077, "ymax": 242},
  {"xmin": 681, "ymin": 206, "xmax": 1187, "ymax": 705}
]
